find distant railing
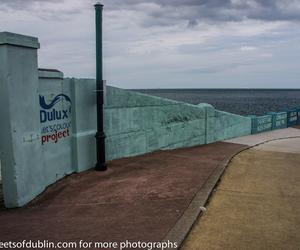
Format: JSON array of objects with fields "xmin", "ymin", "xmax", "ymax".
[{"xmin": 250, "ymin": 108, "xmax": 300, "ymax": 134}]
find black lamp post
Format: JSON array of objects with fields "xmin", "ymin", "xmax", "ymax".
[{"xmin": 95, "ymin": 3, "xmax": 107, "ymax": 171}]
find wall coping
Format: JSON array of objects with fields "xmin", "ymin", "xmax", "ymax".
[
  {"xmin": 38, "ymin": 68, "xmax": 64, "ymax": 79},
  {"xmin": 0, "ymin": 32, "xmax": 40, "ymax": 49}
]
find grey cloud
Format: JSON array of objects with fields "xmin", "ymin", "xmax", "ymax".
[
  {"xmin": 2, "ymin": 0, "xmax": 300, "ymax": 25},
  {"xmin": 0, "ymin": 0, "xmax": 61, "ymax": 9},
  {"xmin": 187, "ymin": 19, "xmax": 198, "ymax": 28},
  {"xmin": 0, "ymin": 0, "xmax": 88, "ymax": 20},
  {"xmin": 103, "ymin": 0, "xmax": 300, "ymax": 27}
]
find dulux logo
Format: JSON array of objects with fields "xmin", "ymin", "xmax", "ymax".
[{"xmin": 40, "ymin": 94, "xmax": 72, "ymax": 123}]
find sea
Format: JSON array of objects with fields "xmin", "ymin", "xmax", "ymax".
[{"xmin": 132, "ymin": 89, "xmax": 300, "ymax": 116}]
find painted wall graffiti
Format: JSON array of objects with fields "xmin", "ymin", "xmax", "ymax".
[{"xmin": 39, "ymin": 94, "xmax": 72, "ymax": 145}]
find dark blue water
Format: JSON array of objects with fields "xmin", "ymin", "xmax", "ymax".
[{"xmin": 132, "ymin": 89, "xmax": 300, "ymax": 116}]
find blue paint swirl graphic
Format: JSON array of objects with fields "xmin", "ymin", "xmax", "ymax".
[{"xmin": 39, "ymin": 94, "xmax": 71, "ymax": 110}]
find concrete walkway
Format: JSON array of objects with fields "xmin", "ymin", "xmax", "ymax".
[{"xmin": 182, "ymin": 128, "xmax": 300, "ymax": 250}]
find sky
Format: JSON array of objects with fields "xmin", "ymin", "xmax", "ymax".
[{"xmin": 0, "ymin": 0, "xmax": 299, "ymax": 89}]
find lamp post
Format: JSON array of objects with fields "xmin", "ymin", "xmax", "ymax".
[{"xmin": 95, "ymin": 3, "xmax": 107, "ymax": 171}]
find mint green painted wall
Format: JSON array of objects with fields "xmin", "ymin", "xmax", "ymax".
[
  {"xmin": 105, "ymin": 86, "xmax": 208, "ymax": 160},
  {"xmin": 70, "ymin": 78, "xmax": 97, "ymax": 172},
  {"xmin": 269, "ymin": 112, "xmax": 287, "ymax": 130},
  {"xmin": 70, "ymin": 79, "xmax": 252, "ymax": 165},
  {"xmin": 251, "ymin": 115, "xmax": 273, "ymax": 134},
  {"xmin": 38, "ymin": 70, "xmax": 73, "ymax": 188},
  {"xmin": 0, "ymin": 32, "xmax": 43, "ymax": 208},
  {"xmin": 206, "ymin": 108, "xmax": 252, "ymax": 143}
]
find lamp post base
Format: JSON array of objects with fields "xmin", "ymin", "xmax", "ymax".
[
  {"xmin": 95, "ymin": 131, "xmax": 107, "ymax": 171},
  {"xmin": 95, "ymin": 162, "xmax": 107, "ymax": 171}
]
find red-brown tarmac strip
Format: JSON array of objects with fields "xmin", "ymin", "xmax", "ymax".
[{"xmin": 0, "ymin": 142, "xmax": 246, "ymax": 248}]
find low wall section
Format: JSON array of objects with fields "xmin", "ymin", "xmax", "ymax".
[
  {"xmin": 250, "ymin": 109, "xmax": 299, "ymax": 135},
  {"xmin": 206, "ymin": 108, "xmax": 252, "ymax": 143},
  {"xmin": 287, "ymin": 109, "xmax": 298, "ymax": 126},
  {"xmin": 72, "ymin": 79, "xmax": 251, "ymax": 167},
  {"xmin": 251, "ymin": 115, "xmax": 273, "ymax": 134}
]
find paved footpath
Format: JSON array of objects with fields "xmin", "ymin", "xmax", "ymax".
[
  {"xmin": 182, "ymin": 127, "xmax": 300, "ymax": 250},
  {"xmin": 0, "ymin": 141, "xmax": 246, "ymax": 248}
]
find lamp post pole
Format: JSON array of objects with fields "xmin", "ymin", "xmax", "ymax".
[{"xmin": 95, "ymin": 3, "xmax": 107, "ymax": 171}]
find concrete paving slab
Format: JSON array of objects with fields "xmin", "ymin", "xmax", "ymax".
[
  {"xmin": 225, "ymin": 127, "xmax": 300, "ymax": 146},
  {"xmin": 182, "ymin": 138, "xmax": 300, "ymax": 250},
  {"xmin": 255, "ymin": 137, "xmax": 300, "ymax": 153},
  {"xmin": 219, "ymin": 149, "xmax": 300, "ymax": 197},
  {"xmin": 182, "ymin": 191, "xmax": 300, "ymax": 250},
  {"xmin": 0, "ymin": 142, "xmax": 245, "ymax": 246}
]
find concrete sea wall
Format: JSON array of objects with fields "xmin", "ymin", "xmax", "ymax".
[
  {"xmin": 0, "ymin": 31, "xmax": 299, "ymax": 208},
  {"xmin": 73, "ymin": 80, "xmax": 251, "ymax": 165}
]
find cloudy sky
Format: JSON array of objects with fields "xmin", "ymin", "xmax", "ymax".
[{"xmin": 0, "ymin": 0, "xmax": 299, "ymax": 88}]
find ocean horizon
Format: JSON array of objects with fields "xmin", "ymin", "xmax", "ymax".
[{"xmin": 132, "ymin": 88, "xmax": 300, "ymax": 116}]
